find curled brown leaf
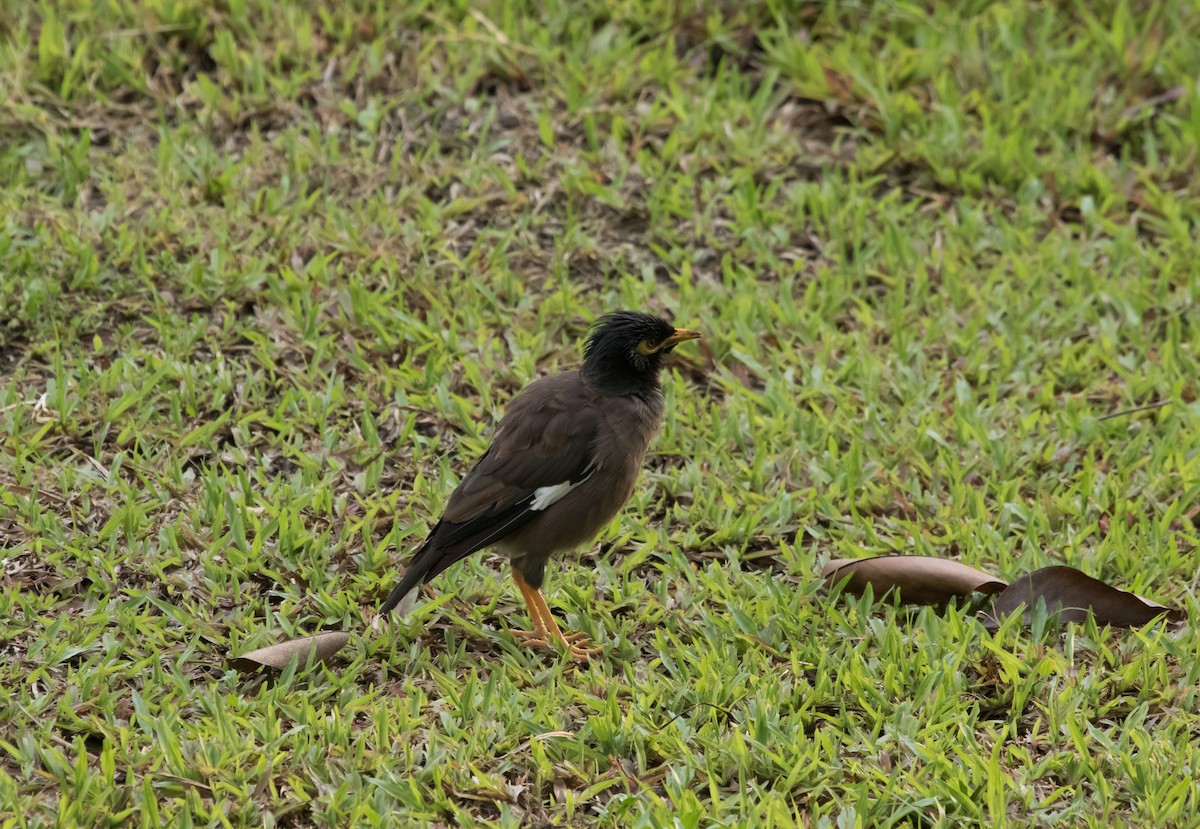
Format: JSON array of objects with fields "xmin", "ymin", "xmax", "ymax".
[
  {"xmin": 823, "ymin": 555, "xmax": 1008, "ymax": 606},
  {"xmin": 983, "ymin": 565, "xmax": 1184, "ymax": 630},
  {"xmin": 230, "ymin": 631, "xmax": 352, "ymax": 672}
]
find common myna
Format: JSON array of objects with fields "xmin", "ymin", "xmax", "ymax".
[{"xmin": 379, "ymin": 311, "xmax": 701, "ymax": 660}]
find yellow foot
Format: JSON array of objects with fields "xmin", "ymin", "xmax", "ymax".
[
  {"xmin": 511, "ymin": 567, "xmax": 602, "ymax": 662},
  {"xmin": 567, "ymin": 641, "xmax": 603, "ymax": 662},
  {"xmin": 559, "ymin": 629, "xmax": 601, "ymax": 660},
  {"xmin": 509, "ymin": 627, "xmax": 601, "ymax": 660},
  {"xmin": 511, "ymin": 628, "xmax": 552, "ymax": 650}
]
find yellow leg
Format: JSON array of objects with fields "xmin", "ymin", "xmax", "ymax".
[
  {"xmin": 511, "ymin": 567, "xmax": 602, "ymax": 661},
  {"xmin": 511, "ymin": 568, "xmax": 551, "ymax": 643}
]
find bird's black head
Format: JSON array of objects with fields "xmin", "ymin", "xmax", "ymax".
[{"xmin": 581, "ymin": 311, "xmax": 701, "ymax": 395}]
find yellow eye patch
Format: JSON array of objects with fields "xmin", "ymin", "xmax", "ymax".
[{"xmin": 636, "ymin": 339, "xmax": 659, "ymax": 355}]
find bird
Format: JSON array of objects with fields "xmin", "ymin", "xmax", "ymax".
[{"xmin": 378, "ymin": 311, "xmax": 701, "ymax": 660}]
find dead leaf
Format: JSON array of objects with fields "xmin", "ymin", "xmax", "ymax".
[
  {"xmin": 821, "ymin": 66, "xmax": 856, "ymax": 104},
  {"xmin": 229, "ymin": 631, "xmax": 352, "ymax": 672},
  {"xmin": 823, "ymin": 555, "xmax": 1008, "ymax": 605},
  {"xmin": 983, "ymin": 566, "xmax": 1184, "ymax": 630}
]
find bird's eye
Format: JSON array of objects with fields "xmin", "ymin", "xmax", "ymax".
[{"xmin": 636, "ymin": 339, "xmax": 659, "ymax": 355}]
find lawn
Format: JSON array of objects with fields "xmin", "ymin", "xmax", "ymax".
[{"xmin": 2, "ymin": 0, "xmax": 1199, "ymax": 826}]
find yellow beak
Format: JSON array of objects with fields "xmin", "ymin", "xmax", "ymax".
[{"xmin": 661, "ymin": 328, "xmax": 702, "ymax": 348}]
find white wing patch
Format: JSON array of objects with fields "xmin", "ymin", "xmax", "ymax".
[
  {"xmin": 530, "ymin": 480, "xmax": 577, "ymax": 510},
  {"xmin": 529, "ymin": 464, "xmax": 597, "ymax": 511}
]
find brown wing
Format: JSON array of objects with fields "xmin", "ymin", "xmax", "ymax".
[
  {"xmin": 379, "ymin": 372, "xmax": 600, "ymax": 614},
  {"xmin": 443, "ymin": 371, "xmax": 599, "ymax": 525}
]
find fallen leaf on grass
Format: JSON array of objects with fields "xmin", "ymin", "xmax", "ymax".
[
  {"xmin": 983, "ymin": 566, "xmax": 1184, "ymax": 630},
  {"xmin": 823, "ymin": 555, "xmax": 1008, "ymax": 605},
  {"xmin": 230, "ymin": 631, "xmax": 352, "ymax": 672}
]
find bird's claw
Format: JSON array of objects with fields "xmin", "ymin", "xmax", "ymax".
[
  {"xmin": 510, "ymin": 627, "xmax": 601, "ymax": 660},
  {"xmin": 568, "ymin": 643, "xmax": 603, "ymax": 661},
  {"xmin": 561, "ymin": 629, "xmax": 601, "ymax": 660}
]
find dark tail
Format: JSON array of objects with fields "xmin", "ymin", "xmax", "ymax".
[
  {"xmin": 379, "ymin": 569, "xmax": 424, "ymax": 617},
  {"xmin": 379, "ymin": 503, "xmax": 539, "ymax": 617},
  {"xmin": 378, "ymin": 522, "xmax": 481, "ymax": 617},
  {"xmin": 379, "ymin": 540, "xmax": 438, "ymax": 616}
]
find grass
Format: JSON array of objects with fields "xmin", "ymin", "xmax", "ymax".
[{"xmin": 2, "ymin": 0, "xmax": 1199, "ymax": 825}]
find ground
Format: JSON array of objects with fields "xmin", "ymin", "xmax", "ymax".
[{"xmin": 2, "ymin": 1, "xmax": 1199, "ymax": 826}]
